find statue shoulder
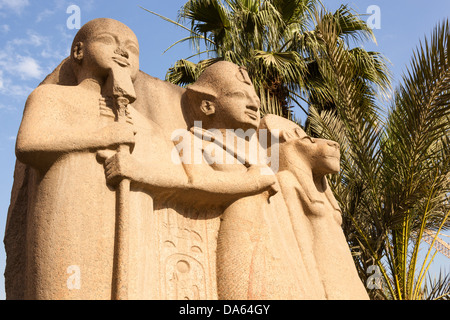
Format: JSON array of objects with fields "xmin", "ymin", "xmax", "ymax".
[
  {"xmin": 27, "ymin": 84, "xmax": 71, "ymax": 103},
  {"xmin": 276, "ymin": 170, "xmax": 300, "ymax": 190},
  {"xmin": 23, "ymin": 84, "xmax": 84, "ymax": 121},
  {"xmin": 137, "ymin": 71, "xmax": 184, "ymax": 93}
]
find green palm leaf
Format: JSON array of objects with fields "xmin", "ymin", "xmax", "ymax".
[{"xmin": 308, "ymin": 18, "xmax": 449, "ymax": 300}]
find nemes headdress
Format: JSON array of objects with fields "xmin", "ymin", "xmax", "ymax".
[
  {"xmin": 259, "ymin": 114, "xmax": 306, "ymax": 142},
  {"xmin": 186, "ymin": 61, "xmax": 252, "ymax": 98}
]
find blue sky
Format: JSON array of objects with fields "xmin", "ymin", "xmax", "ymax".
[{"xmin": 0, "ymin": 0, "xmax": 449, "ymax": 300}]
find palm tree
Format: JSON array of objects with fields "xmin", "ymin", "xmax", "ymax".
[
  {"xmin": 141, "ymin": 0, "xmax": 391, "ymax": 124},
  {"xmin": 143, "ymin": 1, "xmax": 449, "ymax": 300},
  {"xmin": 307, "ymin": 19, "xmax": 450, "ymax": 300}
]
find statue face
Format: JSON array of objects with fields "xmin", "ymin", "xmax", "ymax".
[
  {"xmin": 285, "ymin": 128, "xmax": 340, "ymax": 175},
  {"xmin": 304, "ymin": 137, "xmax": 340, "ymax": 175},
  {"xmin": 214, "ymin": 81, "xmax": 261, "ymax": 131},
  {"xmin": 80, "ymin": 20, "xmax": 140, "ymax": 81}
]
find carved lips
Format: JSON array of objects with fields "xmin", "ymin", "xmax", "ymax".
[
  {"xmin": 326, "ymin": 142, "xmax": 340, "ymax": 158},
  {"xmin": 245, "ymin": 106, "xmax": 259, "ymax": 121},
  {"xmin": 324, "ymin": 150, "xmax": 340, "ymax": 160},
  {"xmin": 112, "ymin": 56, "xmax": 130, "ymax": 67}
]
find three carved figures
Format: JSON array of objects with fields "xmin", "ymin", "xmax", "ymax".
[{"xmin": 4, "ymin": 18, "xmax": 369, "ymax": 300}]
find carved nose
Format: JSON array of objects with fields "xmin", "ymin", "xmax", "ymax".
[
  {"xmin": 114, "ymin": 47, "xmax": 129, "ymax": 59},
  {"xmin": 328, "ymin": 140, "xmax": 340, "ymax": 149},
  {"xmin": 247, "ymin": 95, "xmax": 260, "ymax": 110},
  {"xmin": 252, "ymin": 95, "xmax": 261, "ymax": 106},
  {"xmin": 246, "ymin": 104, "xmax": 259, "ymax": 113}
]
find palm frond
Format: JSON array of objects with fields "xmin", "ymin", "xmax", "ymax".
[
  {"xmin": 419, "ymin": 270, "xmax": 450, "ymax": 300},
  {"xmin": 166, "ymin": 57, "xmax": 222, "ymax": 85}
]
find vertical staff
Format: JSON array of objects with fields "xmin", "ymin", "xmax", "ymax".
[
  {"xmin": 106, "ymin": 64, "xmax": 136, "ymax": 300},
  {"xmin": 111, "ymin": 95, "xmax": 132, "ymax": 300}
]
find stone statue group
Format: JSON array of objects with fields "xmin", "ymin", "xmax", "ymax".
[{"xmin": 4, "ymin": 18, "xmax": 369, "ymax": 300}]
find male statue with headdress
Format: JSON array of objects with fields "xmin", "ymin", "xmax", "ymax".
[
  {"xmin": 103, "ymin": 61, "xmax": 293, "ymax": 299},
  {"xmin": 101, "ymin": 61, "xmax": 322, "ymax": 299},
  {"xmin": 5, "ymin": 18, "xmax": 188, "ymax": 300},
  {"xmin": 171, "ymin": 61, "xmax": 323, "ymax": 299}
]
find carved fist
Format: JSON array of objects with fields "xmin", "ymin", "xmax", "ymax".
[
  {"xmin": 98, "ymin": 122, "xmax": 136, "ymax": 149},
  {"xmin": 248, "ymin": 165, "xmax": 279, "ymax": 197},
  {"xmin": 99, "ymin": 151, "xmax": 137, "ymax": 186},
  {"xmin": 258, "ymin": 174, "xmax": 279, "ymax": 198}
]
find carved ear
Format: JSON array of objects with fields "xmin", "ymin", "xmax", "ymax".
[
  {"xmin": 200, "ymin": 100, "xmax": 216, "ymax": 116},
  {"xmin": 280, "ymin": 129, "xmax": 294, "ymax": 142},
  {"xmin": 73, "ymin": 42, "xmax": 84, "ymax": 63}
]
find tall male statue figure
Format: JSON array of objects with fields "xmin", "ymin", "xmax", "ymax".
[
  {"xmin": 174, "ymin": 61, "xmax": 325, "ymax": 299},
  {"xmin": 5, "ymin": 18, "xmax": 186, "ymax": 300}
]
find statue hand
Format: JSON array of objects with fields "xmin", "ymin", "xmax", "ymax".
[
  {"xmin": 248, "ymin": 166, "xmax": 279, "ymax": 197},
  {"xmin": 258, "ymin": 174, "xmax": 279, "ymax": 198},
  {"xmin": 97, "ymin": 122, "xmax": 136, "ymax": 149},
  {"xmin": 98, "ymin": 150, "xmax": 137, "ymax": 186},
  {"xmin": 268, "ymin": 182, "xmax": 280, "ymax": 198}
]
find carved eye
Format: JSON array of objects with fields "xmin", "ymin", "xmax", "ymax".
[
  {"xmin": 126, "ymin": 44, "xmax": 139, "ymax": 56},
  {"xmin": 294, "ymin": 128, "xmax": 305, "ymax": 137},
  {"xmin": 302, "ymin": 136, "xmax": 315, "ymax": 143},
  {"xmin": 94, "ymin": 34, "xmax": 115, "ymax": 45},
  {"xmin": 227, "ymin": 90, "xmax": 246, "ymax": 99},
  {"xmin": 282, "ymin": 130, "xmax": 295, "ymax": 140}
]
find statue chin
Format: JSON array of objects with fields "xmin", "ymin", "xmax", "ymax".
[{"xmin": 323, "ymin": 157, "xmax": 340, "ymax": 175}]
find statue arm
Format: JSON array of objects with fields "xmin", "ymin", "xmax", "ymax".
[
  {"xmin": 16, "ymin": 86, "xmax": 135, "ymax": 168},
  {"xmin": 184, "ymin": 162, "xmax": 275, "ymax": 196},
  {"xmin": 101, "ymin": 151, "xmax": 276, "ymax": 205},
  {"xmin": 175, "ymin": 132, "xmax": 276, "ymax": 197},
  {"xmin": 122, "ymin": 155, "xmax": 190, "ymax": 192}
]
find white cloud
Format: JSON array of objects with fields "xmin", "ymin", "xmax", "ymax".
[
  {"xmin": 0, "ymin": 0, "xmax": 30, "ymax": 14},
  {"xmin": 0, "ymin": 13, "xmax": 73, "ymax": 100},
  {"xmin": 5, "ymin": 29, "xmax": 68, "ymax": 61},
  {"xmin": 0, "ymin": 31, "xmax": 52, "ymax": 81},
  {"xmin": 15, "ymin": 56, "xmax": 44, "ymax": 79},
  {"xmin": 36, "ymin": 8, "xmax": 56, "ymax": 23},
  {"xmin": 8, "ymin": 83, "xmax": 34, "ymax": 97},
  {"xmin": 0, "ymin": 24, "xmax": 10, "ymax": 34},
  {"xmin": 10, "ymin": 30, "xmax": 46, "ymax": 47},
  {"xmin": 0, "ymin": 70, "xmax": 4, "ymax": 90},
  {"xmin": 0, "ymin": 70, "xmax": 34, "ymax": 98},
  {"xmin": 0, "ymin": 51, "xmax": 44, "ymax": 80},
  {"xmin": 0, "ymin": 102, "xmax": 19, "ymax": 113}
]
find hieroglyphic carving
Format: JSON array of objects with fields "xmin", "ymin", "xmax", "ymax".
[
  {"xmin": 157, "ymin": 205, "xmax": 221, "ymax": 300},
  {"xmin": 161, "ymin": 207, "xmax": 207, "ymax": 300}
]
